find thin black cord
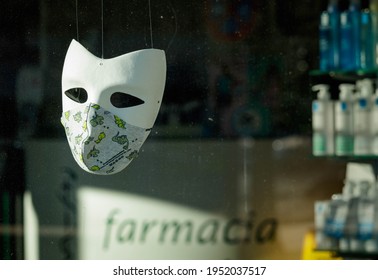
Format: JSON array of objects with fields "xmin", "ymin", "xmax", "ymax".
[
  {"xmin": 76, "ymin": 0, "xmax": 79, "ymax": 41},
  {"xmin": 101, "ymin": 0, "xmax": 104, "ymax": 59},
  {"xmin": 167, "ymin": 1, "xmax": 177, "ymax": 52},
  {"xmin": 148, "ymin": 0, "xmax": 153, "ymax": 48}
]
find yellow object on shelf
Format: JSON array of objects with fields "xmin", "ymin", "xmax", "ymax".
[{"xmin": 301, "ymin": 231, "xmax": 342, "ymax": 260}]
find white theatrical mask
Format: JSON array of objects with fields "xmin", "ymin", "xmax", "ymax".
[{"xmin": 61, "ymin": 39, "xmax": 166, "ymax": 175}]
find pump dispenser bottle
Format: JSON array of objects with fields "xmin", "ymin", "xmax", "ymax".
[
  {"xmin": 354, "ymin": 79, "xmax": 373, "ymax": 155},
  {"xmin": 312, "ymin": 84, "xmax": 334, "ymax": 156},
  {"xmin": 325, "ymin": 193, "xmax": 348, "ymax": 249},
  {"xmin": 335, "ymin": 84, "xmax": 355, "ymax": 155}
]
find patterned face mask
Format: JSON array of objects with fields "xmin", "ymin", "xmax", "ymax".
[
  {"xmin": 61, "ymin": 103, "xmax": 149, "ymax": 175},
  {"xmin": 61, "ymin": 39, "xmax": 166, "ymax": 175}
]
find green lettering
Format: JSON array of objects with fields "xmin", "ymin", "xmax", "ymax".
[
  {"xmin": 197, "ymin": 219, "xmax": 219, "ymax": 244},
  {"xmin": 159, "ymin": 221, "xmax": 193, "ymax": 243},
  {"xmin": 256, "ymin": 218, "xmax": 278, "ymax": 243},
  {"xmin": 224, "ymin": 218, "xmax": 244, "ymax": 245},
  {"xmin": 117, "ymin": 220, "xmax": 136, "ymax": 243},
  {"xmin": 103, "ymin": 209, "xmax": 119, "ymax": 250},
  {"xmin": 140, "ymin": 220, "xmax": 158, "ymax": 242}
]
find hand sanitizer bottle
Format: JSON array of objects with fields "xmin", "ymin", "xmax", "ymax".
[
  {"xmin": 312, "ymin": 84, "xmax": 334, "ymax": 156},
  {"xmin": 354, "ymin": 79, "xmax": 373, "ymax": 155},
  {"xmin": 315, "ymin": 200, "xmax": 333, "ymax": 249},
  {"xmin": 325, "ymin": 194, "xmax": 348, "ymax": 249},
  {"xmin": 335, "ymin": 84, "xmax": 355, "ymax": 155}
]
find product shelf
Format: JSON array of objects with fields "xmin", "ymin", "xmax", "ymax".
[
  {"xmin": 302, "ymin": 232, "xmax": 378, "ymax": 260},
  {"xmin": 309, "ymin": 1, "xmax": 378, "ymax": 260},
  {"xmin": 309, "ymin": 69, "xmax": 378, "ymax": 96},
  {"xmin": 310, "ymin": 69, "xmax": 378, "ymax": 79},
  {"xmin": 315, "ymin": 249, "xmax": 378, "ymax": 260},
  {"xmin": 309, "ymin": 69, "xmax": 378, "ymax": 99},
  {"xmin": 309, "ymin": 71, "xmax": 378, "ymax": 260},
  {"xmin": 301, "ymin": 231, "xmax": 342, "ymax": 260},
  {"xmin": 312, "ymin": 154, "xmax": 378, "ymax": 159}
]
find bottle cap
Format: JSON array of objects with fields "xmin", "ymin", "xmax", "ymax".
[
  {"xmin": 312, "ymin": 84, "xmax": 330, "ymax": 100},
  {"xmin": 320, "ymin": 12, "xmax": 330, "ymax": 27},
  {"xmin": 339, "ymin": 84, "xmax": 355, "ymax": 100}
]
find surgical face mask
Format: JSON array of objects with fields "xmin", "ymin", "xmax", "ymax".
[{"xmin": 61, "ymin": 39, "xmax": 166, "ymax": 175}]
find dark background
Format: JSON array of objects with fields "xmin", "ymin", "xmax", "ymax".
[{"xmin": 0, "ymin": 0, "xmax": 333, "ymax": 140}]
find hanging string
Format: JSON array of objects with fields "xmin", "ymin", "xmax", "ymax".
[
  {"xmin": 148, "ymin": 0, "xmax": 154, "ymax": 48},
  {"xmin": 101, "ymin": 0, "xmax": 104, "ymax": 60},
  {"xmin": 166, "ymin": 1, "xmax": 177, "ymax": 52},
  {"xmin": 75, "ymin": 0, "xmax": 104, "ymax": 59},
  {"xmin": 75, "ymin": 0, "xmax": 79, "ymax": 41}
]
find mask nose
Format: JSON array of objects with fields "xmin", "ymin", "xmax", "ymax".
[
  {"xmin": 85, "ymin": 88, "xmax": 116, "ymax": 113},
  {"xmin": 84, "ymin": 89, "xmax": 103, "ymax": 107}
]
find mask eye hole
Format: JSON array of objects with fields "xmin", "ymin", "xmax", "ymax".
[
  {"xmin": 110, "ymin": 92, "xmax": 145, "ymax": 108},
  {"xmin": 64, "ymin": 88, "xmax": 88, "ymax": 103}
]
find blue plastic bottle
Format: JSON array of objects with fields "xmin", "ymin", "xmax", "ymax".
[
  {"xmin": 370, "ymin": 0, "xmax": 378, "ymax": 68},
  {"xmin": 360, "ymin": 10, "xmax": 374, "ymax": 70},
  {"xmin": 349, "ymin": 0, "xmax": 362, "ymax": 70},
  {"xmin": 327, "ymin": 0, "xmax": 340, "ymax": 70},
  {"xmin": 319, "ymin": 12, "xmax": 332, "ymax": 71},
  {"xmin": 340, "ymin": 12, "xmax": 355, "ymax": 70},
  {"xmin": 340, "ymin": 11, "xmax": 355, "ymax": 71}
]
